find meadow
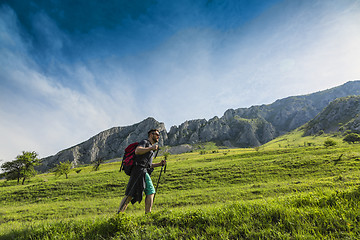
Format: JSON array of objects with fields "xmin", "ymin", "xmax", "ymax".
[{"xmin": 0, "ymin": 133, "xmax": 359, "ymax": 239}]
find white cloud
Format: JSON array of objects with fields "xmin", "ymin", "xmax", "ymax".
[
  {"xmin": 0, "ymin": 53, "xmax": 142, "ymax": 160},
  {"xmin": 1, "ymin": 0, "xmax": 360, "ymax": 162},
  {"xmin": 132, "ymin": 0, "xmax": 360, "ymax": 128},
  {"xmin": 0, "ymin": 7, "xmax": 141, "ymax": 161}
]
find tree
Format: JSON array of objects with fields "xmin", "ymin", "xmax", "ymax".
[
  {"xmin": 92, "ymin": 157, "xmax": 104, "ymax": 171},
  {"xmin": 1, "ymin": 151, "xmax": 41, "ymax": 185},
  {"xmin": 54, "ymin": 161, "xmax": 72, "ymax": 179},
  {"xmin": 1, "ymin": 159, "xmax": 23, "ymax": 184},
  {"xmin": 17, "ymin": 151, "xmax": 41, "ymax": 185},
  {"xmin": 343, "ymin": 133, "xmax": 360, "ymax": 144}
]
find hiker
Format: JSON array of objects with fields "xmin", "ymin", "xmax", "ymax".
[{"xmin": 118, "ymin": 129, "xmax": 166, "ymax": 213}]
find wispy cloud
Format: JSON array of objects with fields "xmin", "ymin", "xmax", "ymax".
[
  {"xmin": 0, "ymin": 6, "xmax": 139, "ymax": 160},
  {"xmin": 0, "ymin": 0, "xmax": 359, "ymax": 162},
  {"xmin": 129, "ymin": 0, "xmax": 360, "ymax": 125}
]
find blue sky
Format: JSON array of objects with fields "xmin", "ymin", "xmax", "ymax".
[{"xmin": 1, "ymin": 0, "xmax": 360, "ymax": 163}]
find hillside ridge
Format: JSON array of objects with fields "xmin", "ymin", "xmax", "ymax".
[
  {"xmin": 39, "ymin": 80, "xmax": 360, "ymax": 172},
  {"xmin": 303, "ymin": 95, "xmax": 360, "ymax": 135}
]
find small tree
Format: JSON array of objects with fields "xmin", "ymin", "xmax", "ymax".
[
  {"xmin": 343, "ymin": 133, "xmax": 360, "ymax": 144},
  {"xmin": 324, "ymin": 138, "xmax": 337, "ymax": 148},
  {"xmin": 163, "ymin": 152, "xmax": 170, "ymax": 161},
  {"xmin": 17, "ymin": 151, "xmax": 41, "ymax": 185},
  {"xmin": 93, "ymin": 157, "xmax": 104, "ymax": 171},
  {"xmin": 54, "ymin": 161, "xmax": 72, "ymax": 179}
]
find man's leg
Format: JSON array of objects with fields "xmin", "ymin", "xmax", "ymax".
[
  {"xmin": 144, "ymin": 173, "xmax": 156, "ymax": 213},
  {"xmin": 118, "ymin": 195, "xmax": 132, "ymax": 213},
  {"xmin": 145, "ymin": 194, "xmax": 154, "ymax": 213}
]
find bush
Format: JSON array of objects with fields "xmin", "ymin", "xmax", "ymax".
[
  {"xmin": 343, "ymin": 133, "xmax": 360, "ymax": 144},
  {"xmin": 324, "ymin": 138, "xmax": 337, "ymax": 148},
  {"xmin": 54, "ymin": 161, "xmax": 71, "ymax": 179}
]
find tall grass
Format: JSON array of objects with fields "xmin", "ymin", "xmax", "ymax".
[
  {"xmin": 1, "ymin": 139, "xmax": 359, "ymax": 239},
  {"xmin": 2, "ymin": 186, "xmax": 359, "ymax": 239}
]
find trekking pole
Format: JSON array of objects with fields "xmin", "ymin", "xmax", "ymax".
[
  {"xmin": 117, "ymin": 169, "xmax": 143, "ymax": 214},
  {"xmin": 153, "ymin": 162, "xmax": 166, "ymax": 203}
]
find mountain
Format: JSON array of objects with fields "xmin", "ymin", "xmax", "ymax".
[
  {"xmin": 40, "ymin": 80, "xmax": 360, "ymax": 172},
  {"xmin": 38, "ymin": 117, "xmax": 167, "ymax": 172},
  {"xmin": 168, "ymin": 80, "xmax": 360, "ymax": 147},
  {"xmin": 302, "ymin": 95, "xmax": 360, "ymax": 135}
]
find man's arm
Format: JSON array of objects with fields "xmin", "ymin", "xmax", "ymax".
[
  {"xmin": 135, "ymin": 144, "xmax": 158, "ymax": 155},
  {"xmin": 151, "ymin": 160, "xmax": 166, "ymax": 168}
]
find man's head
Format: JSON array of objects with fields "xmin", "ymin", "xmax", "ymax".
[{"xmin": 148, "ymin": 129, "xmax": 160, "ymax": 143}]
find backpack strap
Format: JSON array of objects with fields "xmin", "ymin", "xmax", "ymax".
[
  {"xmin": 154, "ymin": 148, "xmax": 159, "ymax": 159},
  {"xmin": 142, "ymin": 139, "xmax": 159, "ymax": 169}
]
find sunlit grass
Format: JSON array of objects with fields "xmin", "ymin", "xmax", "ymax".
[
  {"xmin": 262, "ymin": 129, "xmax": 348, "ymax": 149},
  {"xmin": 0, "ymin": 135, "xmax": 359, "ymax": 239}
]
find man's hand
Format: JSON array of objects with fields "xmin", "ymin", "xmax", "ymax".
[
  {"xmin": 152, "ymin": 159, "xmax": 166, "ymax": 168},
  {"xmin": 135, "ymin": 144, "xmax": 158, "ymax": 155}
]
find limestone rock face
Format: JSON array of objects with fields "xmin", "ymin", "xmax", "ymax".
[
  {"xmin": 167, "ymin": 119, "xmax": 207, "ymax": 145},
  {"xmin": 166, "ymin": 81, "xmax": 360, "ymax": 147},
  {"xmin": 39, "ymin": 117, "xmax": 166, "ymax": 172}
]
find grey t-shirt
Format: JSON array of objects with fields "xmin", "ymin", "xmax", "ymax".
[{"xmin": 135, "ymin": 139, "xmax": 155, "ymax": 168}]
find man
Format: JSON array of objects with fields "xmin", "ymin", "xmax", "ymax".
[{"xmin": 118, "ymin": 129, "xmax": 166, "ymax": 213}]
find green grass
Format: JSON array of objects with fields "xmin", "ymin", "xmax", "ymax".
[
  {"xmin": 1, "ymin": 135, "xmax": 360, "ymax": 239},
  {"xmin": 262, "ymin": 129, "xmax": 347, "ymax": 149}
]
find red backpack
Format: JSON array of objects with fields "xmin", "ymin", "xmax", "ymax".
[{"xmin": 120, "ymin": 142, "xmax": 139, "ymax": 176}]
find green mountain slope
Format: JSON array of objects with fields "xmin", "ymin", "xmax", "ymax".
[
  {"xmin": 263, "ymin": 95, "xmax": 360, "ymax": 150},
  {"xmin": 303, "ymin": 95, "xmax": 360, "ymax": 136}
]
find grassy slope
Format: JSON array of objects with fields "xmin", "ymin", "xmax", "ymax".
[{"xmin": 0, "ymin": 136, "xmax": 359, "ymax": 239}]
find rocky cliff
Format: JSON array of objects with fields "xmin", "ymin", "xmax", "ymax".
[
  {"xmin": 38, "ymin": 117, "xmax": 167, "ymax": 172},
  {"xmin": 168, "ymin": 80, "xmax": 360, "ymax": 147},
  {"xmin": 40, "ymin": 80, "xmax": 360, "ymax": 172}
]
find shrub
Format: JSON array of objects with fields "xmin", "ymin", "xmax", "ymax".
[
  {"xmin": 343, "ymin": 133, "xmax": 360, "ymax": 144},
  {"xmin": 324, "ymin": 138, "xmax": 337, "ymax": 148}
]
